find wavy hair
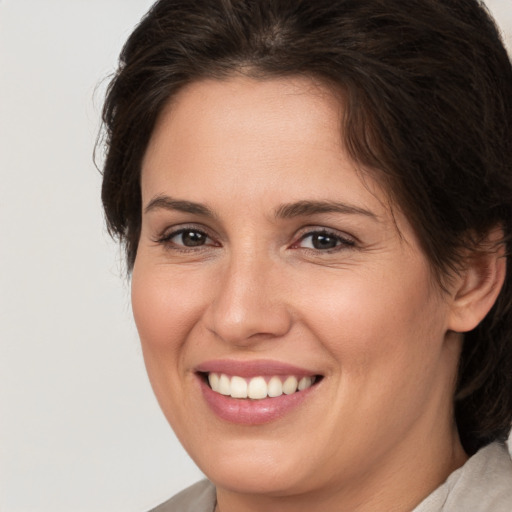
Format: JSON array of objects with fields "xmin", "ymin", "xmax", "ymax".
[{"xmin": 100, "ymin": 0, "xmax": 512, "ymax": 454}]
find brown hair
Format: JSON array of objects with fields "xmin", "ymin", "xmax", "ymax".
[{"xmin": 100, "ymin": 0, "xmax": 512, "ymax": 454}]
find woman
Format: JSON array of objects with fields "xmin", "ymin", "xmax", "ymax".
[{"xmin": 100, "ymin": 0, "xmax": 512, "ymax": 510}]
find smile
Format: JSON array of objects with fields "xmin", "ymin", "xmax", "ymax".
[
  {"xmin": 196, "ymin": 360, "xmax": 323, "ymax": 424},
  {"xmin": 207, "ymin": 373, "xmax": 317, "ymax": 399}
]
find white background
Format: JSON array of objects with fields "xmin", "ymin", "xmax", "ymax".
[{"xmin": 0, "ymin": 1, "xmax": 510, "ymax": 511}]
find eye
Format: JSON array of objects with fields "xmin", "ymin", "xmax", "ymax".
[
  {"xmin": 174, "ymin": 229, "xmax": 208, "ymax": 246},
  {"xmin": 158, "ymin": 228, "xmax": 215, "ymax": 248},
  {"xmin": 295, "ymin": 230, "xmax": 355, "ymax": 251}
]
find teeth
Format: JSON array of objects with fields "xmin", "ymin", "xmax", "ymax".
[
  {"xmin": 218, "ymin": 374, "xmax": 231, "ymax": 396},
  {"xmin": 230, "ymin": 376, "xmax": 248, "ymax": 398},
  {"xmin": 247, "ymin": 376, "xmax": 267, "ymax": 399},
  {"xmin": 282, "ymin": 376, "xmax": 298, "ymax": 395},
  {"xmin": 208, "ymin": 372, "xmax": 220, "ymax": 391},
  {"xmin": 298, "ymin": 376, "xmax": 313, "ymax": 391},
  {"xmin": 267, "ymin": 376, "xmax": 283, "ymax": 397},
  {"xmin": 207, "ymin": 373, "xmax": 316, "ymax": 399}
]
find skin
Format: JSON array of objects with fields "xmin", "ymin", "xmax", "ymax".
[{"xmin": 132, "ymin": 76, "xmax": 501, "ymax": 512}]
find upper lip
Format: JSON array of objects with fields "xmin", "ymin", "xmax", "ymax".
[{"xmin": 195, "ymin": 359, "xmax": 320, "ymax": 378}]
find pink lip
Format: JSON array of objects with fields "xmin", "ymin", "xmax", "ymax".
[
  {"xmin": 195, "ymin": 359, "xmax": 317, "ymax": 378},
  {"xmin": 195, "ymin": 359, "xmax": 321, "ymax": 425}
]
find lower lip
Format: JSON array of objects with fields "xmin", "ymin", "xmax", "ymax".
[{"xmin": 199, "ymin": 376, "xmax": 317, "ymax": 425}]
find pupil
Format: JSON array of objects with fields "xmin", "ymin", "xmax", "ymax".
[
  {"xmin": 312, "ymin": 233, "xmax": 337, "ymax": 250},
  {"xmin": 182, "ymin": 231, "xmax": 206, "ymax": 246}
]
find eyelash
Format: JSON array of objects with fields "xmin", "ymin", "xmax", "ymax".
[
  {"xmin": 154, "ymin": 226, "xmax": 356, "ymax": 254},
  {"xmin": 155, "ymin": 226, "xmax": 216, "ymax": 252},
  {"xmin": 293, "ymin": 229, "xmax": 356, "ymax": 253}
]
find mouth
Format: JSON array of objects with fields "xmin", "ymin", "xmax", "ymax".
[
  {"xmin": 195, "ymin": 359, "xmax": 323, "ymax": 424},
  {"xmin": 200, "ymin": 372, "xmax": 321, "ymax": 399}
]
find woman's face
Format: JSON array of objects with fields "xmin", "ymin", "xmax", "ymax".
[{"xmin": 133, "ymin": 76, "xmax": 462, "ymax": 499}]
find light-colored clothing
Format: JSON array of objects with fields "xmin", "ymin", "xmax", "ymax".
[
  {"xmin": 149, "ymin": 479, "xmax": 215, "ymax": 512},
  {"xmin": 149, "ymin": 441, "xmax": 512, "ymax": 511},
  {"xmin": 414, "ymin": 442, "xmax": 512, "ymax": 511}
]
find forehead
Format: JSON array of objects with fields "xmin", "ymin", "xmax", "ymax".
[
  {"xmin": 145, "ymin": 75, "xmax": 344, "ymax": 165},
  {"xmin": 140, "ymin": 75, "xmax": 417, "ymax": 243}
]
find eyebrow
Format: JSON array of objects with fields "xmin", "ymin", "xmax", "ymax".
[
  {"xmin": 144, "ymin": 195, "xmax": 216, "ymax": 218},
  {"xmin": 274, "ymin": 200, "xmax": 378, "ymax": 220},
  {"xmin": 144, "ymin": 195, "xmax": 378, "ymax": 221}
]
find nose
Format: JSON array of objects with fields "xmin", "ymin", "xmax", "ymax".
[{"xmin": 204, "ymin": 251, "xmax": 293, "ymax": 346}]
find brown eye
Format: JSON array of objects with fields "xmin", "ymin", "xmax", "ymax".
[
  {"xmin": 167, "ymin": 229, "xmax": 211, "ymax": 247},
  {"xmin": 297, "ymin": 230, "xmax": 355, "ymax": 251},
  {"xmin": 310, "ymin": 233, "xmax": 338, "ymax": 250}
]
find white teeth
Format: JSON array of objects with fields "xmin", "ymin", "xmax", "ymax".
[
  {"xmin": 230, "ymin": 376, "xmax": 248, "ymax": 398},
  {"xmin": 267, "ymin": 376, "xmax": 283, "ymax": 397},
  {"xmin": 208, "ymin": 372, "xmax": 219, "ymax": 391},
  {"xmin": 298, "ymin": 376, "xmax": 313, "ymax": 391},
  {"xmin": 247, "ymin": 376, "xmax": 267, "ymax": 399},
  {"xmin": 218, "ymin": 374, "xmax": 231, "ymax": 395},
  {"xmin": 282, "ymin": 376, "xmax": 298, "ymax": 395},
  {"xmin": 207, "ymin": 372, "xmax": 315, "ymax": 399}
]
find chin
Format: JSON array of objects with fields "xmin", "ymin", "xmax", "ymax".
[{"xmin": 187, "ymin": 433, "xmax": 315, "ymax": 495}]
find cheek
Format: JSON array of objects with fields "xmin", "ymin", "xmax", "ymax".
[
  {"xmin": 131, "ymin": 262, "xmax": 206, "ymax": 352},
  {"xmin": 299, "ymin": 265, "xmax": 451, "ymax": 449},
  {"xmin": 130, "ymin": 261, "xmax": 208, "ymax": 420},
  {"xmin": 130, "ymin": 262, "xmax": 208, "ymax": 431},
  {"xmin": 300, "ymin": 261, "xmax": 447, "ymax": 378}
]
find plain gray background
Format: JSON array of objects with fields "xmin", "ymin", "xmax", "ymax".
[{"xmin": 0, "ymin": 1, "xmax": 510, "ymax": 511}]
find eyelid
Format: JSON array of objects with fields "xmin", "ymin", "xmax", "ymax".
[
  {"xmin": 154, "ymin": 223, "xmax": 219, "ymax": 247},
  {"xmin": 291, "ymin": 226, "xmax": 357, "ymax": 250},
  {"xmin": 152, "ymin": 223, "xmax": 356, "ymax": 252}
]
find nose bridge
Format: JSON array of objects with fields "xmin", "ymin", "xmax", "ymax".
[{"xmin": 206, "ymin": 244, "xmax": 291, "ymax": 344}]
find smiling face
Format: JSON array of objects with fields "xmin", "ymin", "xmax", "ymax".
[{"xmin": 132, "ymin": 76, "xmax": 466, "ymax": 510}]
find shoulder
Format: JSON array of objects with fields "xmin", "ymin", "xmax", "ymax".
[
  {"xmin": 414, "ymin": 442, "xmax": 512, "ymax": 512},
  {"xmin": 148, "ymin": 480, "xmax": 216, "ymax": 512}
]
